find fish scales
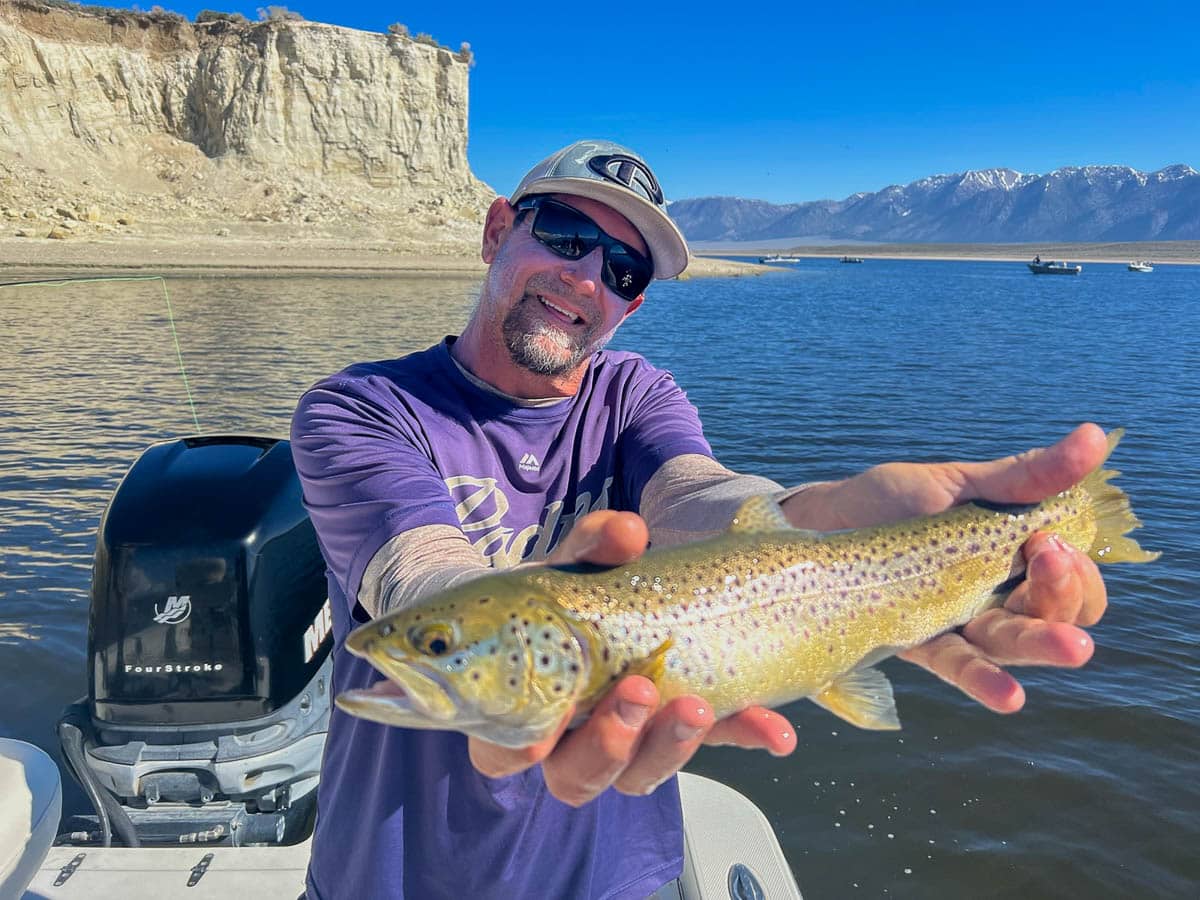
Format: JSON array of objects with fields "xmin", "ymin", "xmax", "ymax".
[
  {"xmin": 536, "ymin": 492, "xmax": 1085, "ymax": 718},
  {"xmin": 337, "ymin": 430, "xmax": 1158, "ymax": 747}
]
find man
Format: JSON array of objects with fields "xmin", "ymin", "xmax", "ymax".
[{"xmin": 291, "ymin": 140, "xmax": 1108, "ymax": 899}]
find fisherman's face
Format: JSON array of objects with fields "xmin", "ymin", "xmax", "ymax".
[{"xmin": 480, "ymin": 194, "xmax": 646, "ymax": 377}]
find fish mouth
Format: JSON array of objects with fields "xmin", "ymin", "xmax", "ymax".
[
  {"xmin": 338, "ymin": 667, "xmax": 463, "ymax": 729},
  {"xmin": 337, "ymin": 647, "xmax": 462, "ymax": 725}
]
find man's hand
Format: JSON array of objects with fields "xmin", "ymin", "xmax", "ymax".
[
  {"xmin": 782, "ymin": 422, "xmax": 1110, "ymax": 712},
  {"xmin": 467, "ymin": 510, "xmax": 797, "ymax": 807}
]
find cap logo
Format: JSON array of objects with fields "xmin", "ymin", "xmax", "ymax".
[{"xmin": 587, "ymin": 154, "xmax": 665, "ymax": 207}]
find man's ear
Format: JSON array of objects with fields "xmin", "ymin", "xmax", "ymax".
[
  {"xmin": 622, "ymin": 295, "xmax": 645, "ymax": 317},
  {"xmin": 482, "ymin": 197, "xmax": 517, "ymax": 263}
]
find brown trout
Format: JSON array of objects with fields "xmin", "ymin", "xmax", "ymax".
[{"xmin": 337, "ymin": 430, "xmax": 1158, "ymax": 747}]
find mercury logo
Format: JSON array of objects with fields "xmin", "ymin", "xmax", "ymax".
[
  {"xmin": 153, "ymin": 595, "xmax": 192, "ymax": 625},
  {"xmin": 304, "ymin": 599, "xmax": 333, "ymax": 663},
  {"xmin": 519, "ymin": 452, "xmax": 541, "ymax": 473}
]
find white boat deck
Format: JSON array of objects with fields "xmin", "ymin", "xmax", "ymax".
[{"xmin": 20, "ymin": 772, "xmax": 801, "ymax": 899}]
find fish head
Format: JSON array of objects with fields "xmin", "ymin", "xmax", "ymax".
[{"xmin": 336, "ymin": 574, "xmax": 591, "ymax": 748}]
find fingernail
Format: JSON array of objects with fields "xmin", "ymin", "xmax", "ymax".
[
  {"xmin": 673, "ymin": 722, "xmax": 704, "ymax": 743},
  {"xmin": 618, "ymin": 700, "xmax": 651, "ymax": 729},
  {"xmin": 1049, "ymin": 534, "xmax": 1073, "ymax": 554}
]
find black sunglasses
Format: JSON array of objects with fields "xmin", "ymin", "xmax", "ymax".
[{"xmin": 514, "ymin": 196, "xmax": 654, "ymax": 301}]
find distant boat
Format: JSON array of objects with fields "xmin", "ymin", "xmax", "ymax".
[
  {"xmin": 1028, "ymin": 260, "xmax": 1082, "ymax": 275},
  {"xmin": 758, "ymin": 254, "xmax": 804, "ymax": 264},
  {"xmin": 1128, "ymin": 260, "xmax": 1154, "ymax": 272},
  {"xmin": 840, "ymin": 256, "xmax": 864, "ymax": 264}
]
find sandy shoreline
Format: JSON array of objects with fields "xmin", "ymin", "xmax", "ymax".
[
  {"xmin": 3, "ymin": 235, "xmax": 1197, "ymax": 282},
  {"xmin": 0, "ymin": 235, "xmax": 772, "ymax": 281}
]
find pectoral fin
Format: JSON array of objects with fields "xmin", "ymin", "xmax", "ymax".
[
  {"xmin": 811, "ymin": 667, "xmax": 901, "ymax": 730},
  {"xmin": 629, "ymin": 637, "xmax": 673, "ymax": 684}
]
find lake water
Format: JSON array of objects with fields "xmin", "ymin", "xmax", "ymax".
[{"xmin": 1, "ymin": 258, "xmax": 1197, "ymax": 898}]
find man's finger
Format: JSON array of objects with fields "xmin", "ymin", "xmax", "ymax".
[
  {"xmin": 468, "ymin": 714, "xmax": 571, "ymax": 779},
  {"xmin": 540, "ymin": 676, "xmax": 659, "ymax": 807},
  {"xmin": 899, "ymin": 630, "xmax": 1025, "ymax": 712},
  {"xmin": 954, "ymin": 423, "xmax": 1108, "ymax": 505},
  {"xmin": 703, "ymin": 707, "xmax": 797, "ymax": 756},
  {"xmin": 546, "ymin": 509, "xmax": 649, "ymax": 567},
  {"xmin": 1010, "ymin": 533, "xmax": 1107, "ymax": 625},
  {"xmin": 960, "ymin": 608, "xmax": 1095, "ymax": 668},
  {"xmin": 612, "ymin": 697, "xmax": 715, "ymax": 796}
]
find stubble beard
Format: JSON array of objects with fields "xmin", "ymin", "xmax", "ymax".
[{"xmin": 501, "ymin": 294, "xmax": 611, "ymax": 376}]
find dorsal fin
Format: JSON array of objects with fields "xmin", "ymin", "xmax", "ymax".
[{"xmin": 729, "ymin": 495, "xmax": 794, "ymax": 534}]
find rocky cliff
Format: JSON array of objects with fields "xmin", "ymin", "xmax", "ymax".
[{"xmin": 0, "ymin": 1, "xmax": 493, "ymax": 252}]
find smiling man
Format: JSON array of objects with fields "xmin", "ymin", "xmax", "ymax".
[{"xmin": 291, "ymin": 140, "xmax": 1110, "ymax": 899}]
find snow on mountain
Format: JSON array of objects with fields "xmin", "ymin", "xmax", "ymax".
[{"xmin": 670, "ymin": 164, "xmax": 1200, "ymax": 242}]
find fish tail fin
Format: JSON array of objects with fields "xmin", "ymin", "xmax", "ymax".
[{"xmin": 1080, "ymin": 429, "xmax": 1160, "ymax": 564}]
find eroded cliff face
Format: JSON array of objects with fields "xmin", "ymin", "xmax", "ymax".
[{"xmin": 0, "ymin": 1, "xmax": 493, "ymax": 250}]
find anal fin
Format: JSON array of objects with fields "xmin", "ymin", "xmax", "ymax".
[{"xmin": 811, "ymin": 667, "xmax": 901, "ymax": 730}]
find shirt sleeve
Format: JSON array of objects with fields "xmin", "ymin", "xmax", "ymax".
[
  {"xmin": 616, "ymin": 366, "xmax": 714, "ymax": 510},
  {"xmin": 290, "ymin": 377, "xmax": 464, "ymax": 611}
]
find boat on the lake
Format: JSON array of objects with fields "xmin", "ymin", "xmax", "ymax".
[
  {"xmin": 0, "ymin": 436, "xmax": 803, "ymax": 900},
  {"xmin": 1128, "ymin": 261, "xmax": 1154, "ymax": 272},
  {"xmin": 840, "ymin": 256, "xmax": 864, "ymax": 264},
  {"xmin": 1028, "ymin": 259, "xmax": 1082, "ymax": 275},
  {"xmin": 759, "ymin": 254, "xmax": 804, "ymax": 264}
]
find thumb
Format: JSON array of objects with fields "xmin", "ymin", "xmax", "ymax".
[
  {"xmin": 546, "ymin": 510, "xmax": 649, "ymax": 568},
  {"xmin": 955, "ymin": 423, "xmax": 1108, "ymax": 505}
]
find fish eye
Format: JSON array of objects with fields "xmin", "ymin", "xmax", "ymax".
[{"xmin": 410, "ymin": 623, "xmax": 455, "ymax": 657}]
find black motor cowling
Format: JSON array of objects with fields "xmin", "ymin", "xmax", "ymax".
[
  {"xmin": 90, "ymin": 435, "xmax": 330, "ymax": 725},
  {"xmin": 59, "ymin": 436, "xmax": 333, "ymax": 847}
]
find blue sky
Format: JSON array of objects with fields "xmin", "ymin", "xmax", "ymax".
[{"xmin": 115, "ymin": 1, "xmax": 1197, "ymax": 204}]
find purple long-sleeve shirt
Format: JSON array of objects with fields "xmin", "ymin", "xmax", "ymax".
[{"xmin": 291, "ymin": 338, "xmax": 713, "ymax": 899}]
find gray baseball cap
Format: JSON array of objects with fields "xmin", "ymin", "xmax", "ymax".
[{"xmin": 510, "ymin": 139, "xmax": 690, "ymax": 279}]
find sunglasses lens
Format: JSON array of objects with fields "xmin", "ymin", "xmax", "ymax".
[
  {"xmin": 604, "ymin": 248, "xmax": 652, "ymax": 300},
  {"xmin": 531, "ymin": 203, "xmax": 598, "ymax": 259}
]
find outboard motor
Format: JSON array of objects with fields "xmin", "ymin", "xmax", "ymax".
[{"xmin": 57, "ymin": 436, "xmax": 333, "ymax": 847}]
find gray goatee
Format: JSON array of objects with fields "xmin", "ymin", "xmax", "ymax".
[{"xmin": 502, "ymin": 295, "xmax": 607, "ymax": 375}]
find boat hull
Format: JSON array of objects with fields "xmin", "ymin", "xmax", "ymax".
[{"xmin": 1028, "ymin": 262, "xmax": 1081, "ymax": 275}]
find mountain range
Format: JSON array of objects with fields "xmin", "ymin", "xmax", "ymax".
[{"xmin": 670, "ymin": 165, "xmax": 1200, "ymax": 243}]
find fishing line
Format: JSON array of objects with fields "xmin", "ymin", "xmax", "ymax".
[{"xmin": 1, "ymin": 275, "xmax": 202, "ymax": 433}]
